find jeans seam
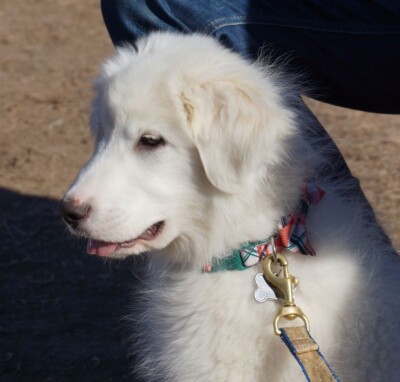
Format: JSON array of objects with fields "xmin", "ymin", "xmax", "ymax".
[{"xmin": 206, "ymin": 15, "xmax": 400, "ymax": 35}]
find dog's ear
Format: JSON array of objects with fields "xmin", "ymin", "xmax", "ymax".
[{"xmin": 180, "ymin": 79, "xmax": 289, "ymax": 193}]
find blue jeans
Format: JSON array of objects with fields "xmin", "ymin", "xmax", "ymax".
[{"xmin": 101, "ymin": 0, "xmax": 400, "ymax": 114}]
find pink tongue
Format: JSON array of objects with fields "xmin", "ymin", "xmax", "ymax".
[{"xmin": 87, "ymin": 239, "xmax": 118, "ymax": 256}]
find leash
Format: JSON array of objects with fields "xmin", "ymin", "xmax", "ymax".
[
  {"xmin": 262, "ymin": 251, "xmax": 340, "ymax": 382},
  {"xmin": 280, "ymin": 327, "xmax": 339, "ymax": 382}
]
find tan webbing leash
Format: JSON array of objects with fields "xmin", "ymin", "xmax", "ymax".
[
  {"xmin": 262, "ymin": 252, "xmax": 340, "ymax": 382},
  {"xmin": 280, "ymin": 326, "xmax": 339, "ymax": 382}
]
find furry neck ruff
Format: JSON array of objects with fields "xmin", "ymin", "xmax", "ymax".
[{"xmin": 204, "ymin": 184, "xmax": 325, "ymax": 272}]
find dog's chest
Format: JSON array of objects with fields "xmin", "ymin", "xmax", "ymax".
[
  {"xmin": 134, "ymin": 189, "xmax": 400, "ymax": 381},
  {"xmin": 140, "ymin": 262, "xmax": 349, "ymax": 382}
]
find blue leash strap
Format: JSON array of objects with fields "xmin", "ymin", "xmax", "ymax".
[{"xmin": 280, "ymin": 326, "xmax": 340, "ymax": 382}]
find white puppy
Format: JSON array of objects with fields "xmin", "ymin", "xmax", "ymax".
[{"xmin": 61, "ymin": 32, "xmax": 400, "ymax": 381}]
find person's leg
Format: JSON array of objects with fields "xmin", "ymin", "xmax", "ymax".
[{"xmin": 101, "ymin": 0, "xmax": 400, "ymax": 114}]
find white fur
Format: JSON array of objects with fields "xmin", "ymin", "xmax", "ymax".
[{"xmin": 64, "ymin": 32, "xmax": 400, "ymax": 381}]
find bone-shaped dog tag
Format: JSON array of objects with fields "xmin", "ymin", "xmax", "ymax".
[{"xmin": 254, "ymin": 273, "xmax": 280, "ymax": 303}]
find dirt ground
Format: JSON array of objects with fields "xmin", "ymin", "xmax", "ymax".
[{"xmin": 0, "ymin": 1, "xmax": 399, "ymax": 381}]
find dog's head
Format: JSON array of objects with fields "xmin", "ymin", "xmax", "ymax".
[{"xmin": 60, "ymin": 33, "xmax": 302, "ymax": 260}]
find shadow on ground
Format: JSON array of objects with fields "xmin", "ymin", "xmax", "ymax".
[{"xmin": 0, "ymin": 188, "xmax": 144, "ymax": 382}]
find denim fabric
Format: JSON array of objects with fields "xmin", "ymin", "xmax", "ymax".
[{"xmin": 101, "ymin": 0, "xmax": 400, "ymax": 113}]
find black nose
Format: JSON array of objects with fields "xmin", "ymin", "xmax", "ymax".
[{"xmin": 59, "ymin": 199, "xmax": 91, "ymax": 228}]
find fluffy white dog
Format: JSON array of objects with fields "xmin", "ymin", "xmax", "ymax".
[{"xmin": 61, "ymin": 32, "xmax": 400, "ymax": 381}]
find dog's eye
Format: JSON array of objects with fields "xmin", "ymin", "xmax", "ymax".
[{"xmin": 139, "ymin": 134, "xmax": 165, "ymax": 148}]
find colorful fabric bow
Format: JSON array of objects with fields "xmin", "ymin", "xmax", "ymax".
[{"xmin": 204, "ymin": 184, "xmax": 325, "ymax": 272}]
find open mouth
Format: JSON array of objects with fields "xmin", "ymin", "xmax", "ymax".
[{"xmin": 86, "ymin": 221, "xmax": 165, "ymax": 256}]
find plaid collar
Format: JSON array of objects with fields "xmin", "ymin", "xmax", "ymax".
[{"xmin": 203, "ymin": 184, "xmax": 325, "ymax": 272}]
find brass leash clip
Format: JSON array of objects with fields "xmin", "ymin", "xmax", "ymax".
[{"xmin": 262, "ymin": 252, "xmax": 310, "ymax": 336}]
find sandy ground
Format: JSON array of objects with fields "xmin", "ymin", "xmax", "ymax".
[{"xmin": 0, "ymin": 1, "xmax": 399, "ymax": 381}]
